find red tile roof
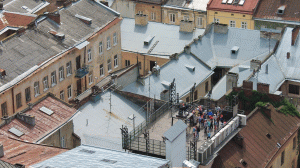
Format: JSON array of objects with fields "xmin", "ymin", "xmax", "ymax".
[
  {"xmin": 0, "ymin": 95, "xmax": 77, "ymax": 143},
  {"xmin": 212, "ymin": 104, "xmax": 300, "ymax": 168},
  {"xmin": 253, "ymin": 0, "xmax": 300, "ymax": 22},
  {"xmin": 207, "ymin": 0, "xmax": 260, "ymax": 15},
  {"xmin": 0, "ymin": 12, "xmax": 36, "ymax": 30},
  {"xmin": 0, "ymin": 134, "xmax": 67, "ymax": 166}
]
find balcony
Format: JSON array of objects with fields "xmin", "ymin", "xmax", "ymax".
[{"xmin": 75, "ymin": 66, "xmax": 89, "ymax": 78}]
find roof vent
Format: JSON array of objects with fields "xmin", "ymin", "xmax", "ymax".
[
  {"xmin": 39, "ymin": 106, "xmax": 54, "ymax": 115},
  {"xmin": 287, "ymin": 52, "xmax": 290, "ymax": 59},
  {"xmin": 0, "ymin": 68, "xmax": 6, "ymax": 79},
  {"xmin": 231, "ymin": 46, "xmax": 239, "ymax": 54},
  {"xmin": 239, "ymin": 159, "xmax": 247, "ymax": 166},
  {"xmin": 152, "ymin": 63, "xmax": 160, "ymax": 76},
  {"xmin": 277, "ymin": 5, "xmax": 285, "ymax": 15},
  {"xmin": 185, "ymin": 65, "xmax": 195, "ymax": 71},
  {"xmin": 144, "ymin": 35, "xmax": 155, "ymax": 45},
  {"xmin": 8, "ymin": 127, "xmax": 24, "ymax": 137},
  {"xmin": 75, "ymin": 14, "xmax": 92, "ymax": 25},
  {"xmin": 266, "ymin": 133, "xmax": 271, "ymax": 139},
  {"xmin": 49, "ymin": 30, "xmax": 65, "ymax": 40}
]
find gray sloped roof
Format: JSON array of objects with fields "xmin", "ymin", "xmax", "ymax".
[
  {"xmin": 32, "ymin": 145, "xmax": 170, "ymax": 168},
  {"xmin": 163, "ymin": 120, "xmax": 187, "ymax": 142},
  {"xmin": 0, "ymin": 0, "xmax": 118, "ymax": 86},
  {"xmin": 73, "ymin": 91, "xmax": 146, "ymax": 150},
  {"xmin": 190, "ymin": 25, "xmax": 277, "ymax": 68},
  {"xmin": 4, "ymin": 0, "xmax": 48, "ymax": 14},
  {"xmin": 121, "ymin": 18, "xmax": 205, "ymax": 56},
  {"xmin": 122, "ymin": 53, "xmax": 214, "ymax": 99}
]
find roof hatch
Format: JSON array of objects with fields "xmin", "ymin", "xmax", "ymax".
[
  {"xmin": 75, "ymin": 14, "xmax": 92, "ymax": 25},
  {"xmin": 277, "ymin": 6, "xmax": 285, "ymax": 15},
  {"xmin": 185, "ymin": 65, "xmax": 195, "ymax": 71},
  {"xmin": 39, "ymin": 106, "xmax": 54, "ymax": 115},
  {"xmin": 9, "ymin": 127, "xmax": 24, "ymax": 137}
]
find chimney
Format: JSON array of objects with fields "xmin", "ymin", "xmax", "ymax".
[
  {"xmin": 257, "ymin": 83, "xmax": 269, "ymax": 93},
  {"xmin": 2, "ymin": 116, "xmax": 12, "ymax": 125},
  {"xmin": 135, "ymin": 14, "xmax": 148, "ymax": 26},
  {"xmin": 16, "ymin": 113, "xmax": 35, "ymax": 126},
  {"xmin": 0, "ymin": 144, "xmax": 3, "ymax": 158},
  {"xmin": 262, "ymin": 103, "xmax": 271, "ymax": 118},
  {"xmin": 48, "ymin": 12, "xmax": 60, "ymax": 24},
  {"xmin": 0, "ymin": 68, "xmax": 6, "ymax": 78},
  {"xmin": 287, "ymin": 52, "xmax": 290, "ymax": 59},
  {"xmin": 291, "ymin": 26, "xmax": 300, "ymax": 46},
  {"xmin": 242, "ymin": 81, "xmax": 253, "ymax": 90},
  {"xmin": 214, "ymin": 23, "xmax": 228, "ymax": 34},
  {"xmin": 184, "ymin": 45, "xmax": 191, "ymax": 54},
  {"xmin": 250, "ymin": 59, "xmax": 261, "ymax": 72},
  {"xmin": 226, "ymin": 72, "xmax": 239, "ymax": 92},
  {"xmin": 179, "ymin": 20, "xmax": 194, "ymax": 33}
]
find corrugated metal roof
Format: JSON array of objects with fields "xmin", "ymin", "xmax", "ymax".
[
  {"xmin": 163, "ymin": 120, "xmax": 187, "ymax": 142},
  {"xmin": 32, "ymin": 145, "xmax": 170, "ymax": 168},
  {"xmin": 121, "ymin": 18, "xmax": 205, "ymax": 56},
  {"xmin": 122, "ymin": 53, "xmax": 213, "ymax": 99},
  {"xmin": 73, "ymin": 91, "xmax": 146, "ymax": 150}
]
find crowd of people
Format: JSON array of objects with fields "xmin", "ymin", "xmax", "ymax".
[{"xmin": 189, "ymin": 105, "xmax": 226, "ymax": 140}]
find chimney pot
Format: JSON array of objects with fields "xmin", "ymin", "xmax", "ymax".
[{"xmin": 48, "ymin": 12, "xmax": 61, "ymax": 25}]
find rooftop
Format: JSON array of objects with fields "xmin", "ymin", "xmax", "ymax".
[
  {"xmin": 0, "ymin": 94, "xmax": 77, "ymax": 143},
  {"xmin": 207, "ymin": 0, "xmax": 260, "ymax": 15},
  {"xmin": 73, "ymin": 91, "xmax": 146, "ymax": 151},
  {"xmin": 190, "ymin": 24, "xmax": 277, "ymax": 68},
  {"xmin": 0, "ymin": 134, "xmax": 67, "ymax": 166},
  {"xmin": 122, "ymin": 53, "xmax": 213, "ymax": 99},
  {"xmin": 121, "ymin": 18, "xmax": 204, "ymax": 56},
  {"xmin": 134, "ymin": 0, "xmax": 167, "ymax": 5},
  {"xmin": 0, "ymin": 11, "xmax": 36, "ymax": 30},
  {"xmin": 164, "ymin": 0, "xmax": 210, "ymax": 11},
  {"xmin": 254, "ymin": 0, "xmax": 300, "ymax": 23},
  {"xmin": 32, "ymin": 145, "xmax": 170, "ymax": 168},
  {"xmin": 0, "ymin": 0, "xmax": 119, "ymax": 88},
  {"xmin": 3, "ymin": 0, "xmax": 50, "ymax": 14},
  {"xmin": 212, "ymin": 104, "xmax": 300, "ymax": 167}
]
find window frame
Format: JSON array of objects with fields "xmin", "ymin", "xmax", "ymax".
[
  {"xmin": 241, "ymin": 21, "xmax": 247, "ymax": 29},
  {"xmin": 107, "ymin": 59, "xmax": 112, "ymax": 72},
  {"xmin": 113, "ymin": 33, "xmax": 117, "ymax": 46},
  {"xmin": 25, "ymin": 87, "xmax": 31, "ymax": 102},
  {"xmin": 67, "ymin": 85, "xmax": 72, "ymax": 99},
  {"xmin": 289, "ymin": 84, "xmax": 300, "ymax": 95},
  {"xmin": 87, "ymin": 48, "xmax": 92, "ymax": 62},
  {"xmin": 1, "ymin": 102, "xmax": 7, "ymax": 117},
  {"xmin": 229, "ymin": 20, "xmax": 236, "ymax": 27},
  {"xmin": 88, "ymin": 73, "xmax": 93, "ymax": 85},
  {"xmin": 214, "ymin": 18, "xmax": 220, "ymax": 24},
  {"xmin": 125, "ymin": 60, "xmax": 130, "ymax": 67},
  {"xmin": 99, "ymin": 41, "xmax": 103, "ymax": 55},
  {"xmin": 34, "ymin": 81, "xmax": 40, "ymax": 97},
  {"xmin": 59, "ymin": 66, "xmax": 65, "ymax": 82},
  {"xmin": 100, "ymin": 64, "xmax": 104, "ymax": 77},
  {"xmin": 197, "ymin": 17, "xmax": 203, "ymax": 26},
  {"xmin": 114, "ymin": 55, "xmax": 118, "ymax": 68},
  {"xmin": 66, "ymin": 61, "xmax": 72, "ymax": 77},
  {"xmin": 16, "ymin": 93, "xmax": 22, "ymax": 109},
  {"xmin": 51, "ymin": 71, "xmax": 57, "ymax": 87},
  {"xmin": 107, "ymin": 36, "xmax": 111, "ymax": 50},
  {"xmin": 60, "ymin": 90, "xmax": 65, "ymax": 101},
  {"xmin": 281, "ymin": 150, "xmax": 285, "ymax": 166},
  {"xmin": 43, "ymin": 76, "xmax": 49, "ymax": 91},
  {"xmin": 151, "ymin": 12, "xmax": 156, "ymax": 20},
  {"xmin": 61, "ymin": 136, "xmax": 66, "ymax": 148},
  {"xmin": 170, "ymin": 13, "xmax": 175, "ymax": 23}
]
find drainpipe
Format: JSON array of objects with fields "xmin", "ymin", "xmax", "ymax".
[
  {"xmin": 11, "ymin": 88, "xmax": 15, "ymax": 114},
  {"xmin": 84, "ymin": 46, "xmax": 87, "ymax": 91}
]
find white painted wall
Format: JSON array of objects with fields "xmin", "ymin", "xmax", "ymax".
[{"xmin": 166, "ymin": 130, "xmax": 186, "ymax": 167}]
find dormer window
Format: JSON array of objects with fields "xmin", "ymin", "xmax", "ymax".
[{"xmin": 277, "ymin": 6, "xmax": 285, "ymax": 15}]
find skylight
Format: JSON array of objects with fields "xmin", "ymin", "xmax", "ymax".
[
  {"xmin": 39, "ymin": 106, "xmax": 54, "ymax": 115},
  {"xmin": 9, "ymin": 127, "xmax": 24, "ymax": 137}
]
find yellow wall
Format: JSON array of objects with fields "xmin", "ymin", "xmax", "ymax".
[
  {"xmin": 181, "ymin": 76, "xmax": 212, "ymax": 102},
  {"xmin": 162, "ymin": 8, "xmax": 207, "ymax": 29},
  {"xmin": 207, "ymin": 10, "xmax": 254, "ymax": 30},
  {"xmin": 135, "ymin": 3, "xmax": 162, "ymax": 22},
  {"xmin": 267, "ymin": 130, "xmax": 298, "ymax": 168},
  {"xmin": 122, "ymin": 51, "xmax": 169, "ymax": 76},
  {"xmin": 0, "ymin": 19, "xmax": 122, "ymax": 119}
]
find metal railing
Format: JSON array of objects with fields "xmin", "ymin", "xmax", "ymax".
[{"xmin": 129, "ymin": 137, "xmax": 166, "ymax": 157}]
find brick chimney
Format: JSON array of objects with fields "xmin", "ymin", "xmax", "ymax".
[
  {"xmin": 291, "ymin": 26, "xmax": 300, "ymax": 46},
  {"xmin": 243, "ymin": 81, "xmax": 253, "ymax": 90},
  {"xmin": 262, "ymin": 103, "xmax": 271, "ymax": 118},
  {"xmin": 257, "ymin": 83, "xmax": 269, "ymax": 93},
  {"xmin": 179, "ymin": 20, "xmax": 194, "ymax": 33},
  {"xmin": 48, "ymin": 12, "xmax": 60, "ymax": 24},
  {"xmin": 16, "ymin": 113, "xmax": 35, "ymax": 126}
]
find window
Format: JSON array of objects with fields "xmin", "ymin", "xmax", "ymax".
[
  {"xmin": 60, "ymin": 90, "xmax": 65, "ymax": 100},
  {"xmin": 151, "ymin": 12, "xmax": 156, "ymax": 20},
  {"xmin": 241, "ymin": 21, "xmax": 247, "ymax": 29},
  {"xmin": 99, "ymin": 41, "xmax": 103, "ymax": 55},
  {"xmin": 186, "ymin": 96, "xmax": 190, "ymax": 103},
  {"xmin": 214, "ymin": 18, "xmax": 220, "ymax": 24},
  {"xmin": 205, "ymin": 81, "xmax": 209, "ymax": 93},
  {"xmin": 100, "ymin": 64, "xmax": 104, "ymax": 76},
  {"xmin": 289, "ymin": 84, "xmax": 299, "ymax": 95},
  {"xmin": 231, "ymin": 13, "xmax": 234, "ymax": 16},
  {"xmin": 88, "ymin": 73, "xmax": 93, "ymax": 85},
  {"xmin": 281, "ymin": 150, "xmax": 285, "ymax": 165},
  {"xmin": 25, "ymin": 87, "xmax": 31, "ymax": 102},
  {"xmin": 138, "ymin": 62, "xmax": 141, "ymax": 69},
  {"xmin": 183, "ymin": 15, "xmax": 189, "ymax": 21},
  {"xmin": 229, "ymin": 20, "xmax": 236, "ymax": 27},
  {"xmin": 66, "ymin": 61, "xmax": 72, "ymax": 76},
  {"xmin": 107, "ymin": 59, "xmax": 112, "ymax": 72},
  {"xmin": 197, "ymin": 17, "xmax": 203, "ymax": 26},
  {"xmin": 170, "ymin": 13, "xmax": 175, "ymax": 23},
  {"xmin": 243, "ymin": 15, "xmax": 245, "ymax": 17},
  {"xmin": 215, "ymin": 12, "xmax": 218, "ymax": 14},
  {"xmin": 87, "ymin": 49, "xmax": 92, "ymax": 62},
  {"xmin": 59, "ymin": 66, "xmax": 64, "ymax": 81},
  {"xmin": 293, "ymin": 137, "xmax": 296, "ymax": 150},
  {"xmin": 138, "ymin": 11, "xmax": 143, "ymax": 14},
  {"xmin": 67, "ymin": 85, "xmax": 72, "ymax": 99},
  {"xmin": 34, "ymin": 82, "xmax": 40, "ymax": 97},
  {"xmin": 61, "ymin": 136, "xmax": 66, "ymax": 148},
  {"xmin": 114, "ymin": 55, "xmax": 118, "ymax": 68},
  {"xmin": 43, "ymin": 76, "xmax": 49, "ymax": 91},
  {"xmin": 16, "ymin": 93, "xmax": 22, "ymax": 109},
  {"xmin": 113, "ymin": 33, "xmax": 117, "ymax": 45},
  {"xmin": 1, "ymin": 102, "xmax": 7, "ymax": 117},
  {"xmin": 51, "ymin": 71, "xmax": 57, "ymax": 86},
  {"xmin": 194, "ymin": 90, "xmax": 198, "ymax": 101},
  {"xmin": 107, "ymin": 36, "xmax": 111, "ymax": 50},
  {"xmin": 125, "ymin": 60, "xmax": 130, "ymax": 67}
]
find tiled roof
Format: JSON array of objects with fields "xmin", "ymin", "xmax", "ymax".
[
  {"xmin": 32, "ymin": 145, "xmax": 170, "ymax": 168},
  {"xmin": 0, "ymin": 95, "xmax": 77, "ymax": 143},
  {"xmin": 254, "ymin": 0, "xmax": 300, "ymax": 23},
  {"xmin": 212, "ymin": 105, "xmax": 300, "ymax": 168},
  {"xmin": 0, "ymin": 134, "xmax": 67, "ymax": 166},
  {"xmin": 207, "ymin": 0, "xmax": 260, "ymax": 15},
  {"xmin": 0, "ymin": 11, "xmax": 36, "ymax": 30}
]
